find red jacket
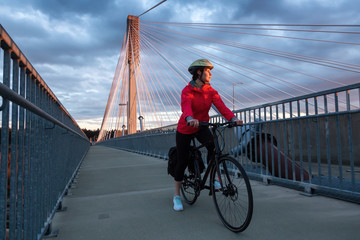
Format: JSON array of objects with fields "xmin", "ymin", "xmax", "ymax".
[{"xmin": 177, "ymin": 82, "xmax": 235, "ymax": 134}]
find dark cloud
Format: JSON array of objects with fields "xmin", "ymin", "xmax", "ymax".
[
  {"xmin": 1, "ymin": 0, "xmax": 359, "ymax": 129},
  {"xmin": 10, "ymin": 0, "xmax": 120, "ymax": 19},
  {"xmin": 224, "ymin": 0, "xmax": 360, "ymax": 24}
]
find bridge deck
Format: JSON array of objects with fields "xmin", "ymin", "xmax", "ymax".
[{"xmin": 51, "ymin": 146, "xmax": 359, "ymax": 240}]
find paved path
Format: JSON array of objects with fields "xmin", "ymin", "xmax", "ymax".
[{"xmin": 51, "ymin": 145, "xmax": 360, "ymax": 240}]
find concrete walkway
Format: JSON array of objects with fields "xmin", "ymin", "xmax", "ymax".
[{"xmin": 51, "ymin": 146, "xmax": 359, "ymax": 240}]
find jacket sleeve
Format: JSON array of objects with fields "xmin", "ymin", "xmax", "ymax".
[
  {"xmin": 212, "ymin": 90, "xmax": 235, "ymax": 121},
  {"xmin": 181, "ymin": 87, "xmax": 194, "ymax": 119}
]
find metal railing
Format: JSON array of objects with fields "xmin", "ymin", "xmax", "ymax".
[
  {"xmin": 230, "ymin": 83, "xmax": 359, "ymax": 202},
  {"xmin": 0, "ymin": 25, "xmax": 90, "ymax": 239},
  {"xmin": 98, "ymin": 83, "xmax": 359, "ymax": 203}
]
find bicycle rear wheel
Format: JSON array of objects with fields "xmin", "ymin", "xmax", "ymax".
[
  {"xmin": 210, "ymin": 156, "xmax": 253, "ymax": 232},
  {"xmin": 181, "ymin": 165, "xmax": 198, "ymax": 205}
]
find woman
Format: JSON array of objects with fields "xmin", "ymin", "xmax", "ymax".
[{"xmin": 173, "ymin": 59, "xmax": 243, "ymax": 211}]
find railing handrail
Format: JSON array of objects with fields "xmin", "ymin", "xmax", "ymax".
[
  {"xmin": 233, "ymin": 82, "xmax": 360, "ymax": 114},
  {"xmin": 0, "ymin": 23, "xmax": 83, "ymax": 134},
  {"xmin": 0, "ymin": 82, "xmax": 88, "ymax": 140}
]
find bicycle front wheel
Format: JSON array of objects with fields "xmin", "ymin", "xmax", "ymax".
[{"xmin": 210, "ymin": 156, "xmax": 253, "ymax": 232}]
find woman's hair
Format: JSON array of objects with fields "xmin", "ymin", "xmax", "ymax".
[{"xmin": 191, "ymin": 68, "xmax": 203, "ymax": 81}]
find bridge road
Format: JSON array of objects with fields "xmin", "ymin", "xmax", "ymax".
[{"xmin": 51, "ymin": 145, "xmax": 359, "ymax": 240}]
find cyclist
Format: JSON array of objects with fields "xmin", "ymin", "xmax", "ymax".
[{"xmin": 173, "ymin": 59, "xmax": 243, "ymax": 211}]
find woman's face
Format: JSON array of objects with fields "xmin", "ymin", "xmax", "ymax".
[{"xmin": 198, "ymin": 67, "xmax": 212, "ymax": 83}]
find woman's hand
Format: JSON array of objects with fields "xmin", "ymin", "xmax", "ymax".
[
  {"xmin": 187, "ymin": 118, "xmax": 199, "ymax": 128},
  {"xmin": 234, "ymin": 119, "xmax": 243, "ymax": 126}
]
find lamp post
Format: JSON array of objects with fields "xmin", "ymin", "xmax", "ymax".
[
  {"xmin": 122, "ymin": 125, "xmax": 126, "ymax": 136},
  {"xmin": 232, "ymin": 82, "xmax": 244, "ymax": 111},
  {"xmin": 138, "ymin": 116, "xmax": 144, "ymax": 132}
]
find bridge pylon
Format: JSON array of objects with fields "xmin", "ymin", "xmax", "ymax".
[{"xmin": 126, "ymin": 15, "xmax": 139, "ymax": 134}]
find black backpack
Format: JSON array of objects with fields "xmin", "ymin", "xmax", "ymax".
[{"xmin": 167, "ymin": 146, "xmax": 205, "ymax": 177}]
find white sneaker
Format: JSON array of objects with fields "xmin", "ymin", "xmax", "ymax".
[
  {"xmin": 214, "ymin": 180, "xmax": 222, "ymax": 190},
  {"xmin": 173, "ymin": 195, "xmax": 183, "ymax": 211}
]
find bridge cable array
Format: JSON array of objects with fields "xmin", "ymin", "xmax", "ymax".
[{"xmin": 98, "ymin": 21, "xmax": 360, "ymax": 141}]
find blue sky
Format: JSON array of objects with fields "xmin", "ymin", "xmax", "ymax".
[{"xmin": 1, "ymin": 0, "xmax": 359, "ymax": 130}]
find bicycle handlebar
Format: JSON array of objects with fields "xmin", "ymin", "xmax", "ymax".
[{"xmin": 198, "ymin": 121, "xmax": 238, "ymax": 128}]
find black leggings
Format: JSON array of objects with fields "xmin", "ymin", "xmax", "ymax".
[{"xmin": 174, "ymin": 128, "xmax": 215, "ymax": 182}]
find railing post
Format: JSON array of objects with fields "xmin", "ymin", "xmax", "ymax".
[
  {"xmin": 16, "ymin": 63, "xmax": 26, "ymax": 240},
  {"xmin": 8, "ymin": 52, "xmax": 19, "ymax": 240},
  {"xmin": 0, "ymin": 45, "xmax": 11, "ymax": 240}
]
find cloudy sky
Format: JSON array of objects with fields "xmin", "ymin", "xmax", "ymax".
[{"xmin": 1, "ymin": 0, "xmax": 359, "ymax": 130}]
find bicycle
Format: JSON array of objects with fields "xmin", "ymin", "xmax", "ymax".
[{"xmin": 181, "ymin": 121, "xmax": 253, "ymax": 232}]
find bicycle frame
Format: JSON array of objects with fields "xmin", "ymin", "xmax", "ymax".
[
  {"xmin": 192, "ymin": 123, "xmax": 232, "ymax": 192},
  {"xmin": 183, "ymin": 121, "xmax": 253, "ymax": 232}
]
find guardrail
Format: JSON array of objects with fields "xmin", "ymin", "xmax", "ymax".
[
  {"xmin": 230, "ymin": 83, "xmax": 359, "ymax": 203},
  {"xmin": 0, "ymin": 25, "xmax": 90, "ymax": 239},
  {"xmin": 98, "ymin": 83, "xmax": 359, "ymax": 203}
]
